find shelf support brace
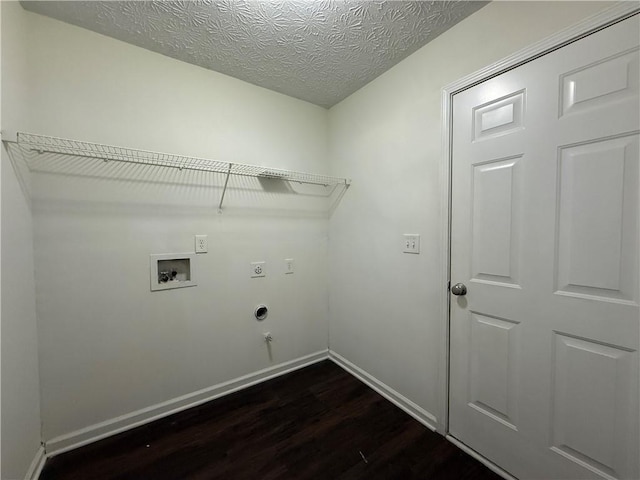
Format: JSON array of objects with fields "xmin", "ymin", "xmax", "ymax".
[{"xmin": 218, "ymin": 163, "xmax": 232, "ymax": 213}]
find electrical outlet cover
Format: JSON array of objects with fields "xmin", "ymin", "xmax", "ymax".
[
  {"xmin": 251, "ymin": 261, "xmax": 266, "ymax": 278},
  {"xmin": 195, "ymin": 235, "xmax": 208, "ymax": 253}
]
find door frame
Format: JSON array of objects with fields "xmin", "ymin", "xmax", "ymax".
[{"xmin": 438, "ymin": 0, "xmax": 639, "ymax": 460}]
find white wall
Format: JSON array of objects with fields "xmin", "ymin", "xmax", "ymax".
[
  {"xmin": 1, "ymin": 2, "xmax": 42, "ymax": 478},
  {"xmin": 22, "ymin": 10, "xmax": 331, "ymax": 442},
  {"xmin": 327, "ymin": 1, "xmax": 612, "ymax": 431}
]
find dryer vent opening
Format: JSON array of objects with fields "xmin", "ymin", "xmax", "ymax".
[{"xmin": 254, "ymin": 305, "xmax": 268, "ymax": 321}]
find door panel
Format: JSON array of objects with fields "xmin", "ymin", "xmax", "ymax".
[
  {"xmin": 551, "ymin": 333, "xmax": 635, "ymax": 479},
  {"xmin": 450, "ymin": 14, "xmax": 639, "ymax": 480},
  {"xmin": 556, "ymin": 134, "xmax": 638, "ymax": 302},
  {"xmin": 560, "ymin": 48, "xmax": 639, "ymax": 118},
  {"xmin": 473, "ymin": 90, "xmax": 526, "ymax": 141},
  {"xmin": 468, "ymin": 312, "xmax": 520, "ymax": 430},
  {"xmin": 471, "ymin": 156, "xmax": 522, "ymax": 286}
]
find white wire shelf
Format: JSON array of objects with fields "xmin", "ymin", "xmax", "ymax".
[{"xmin": 12, "ymin": 132, "xmax": 351, "ymax": 212}]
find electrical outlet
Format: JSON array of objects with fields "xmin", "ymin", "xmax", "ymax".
[
  {"xmin": 195, "ymin": 235, "xmax": 208, "ymax": 253},
  {"xmin": 251, "ymin": 261, "xmax": 266, "ymax": 278},
  {"xmin": 284, "ymin": 258, "xmax": 294, "ymax": 274},
  {"xmin": 403, "ymin": 234, "xmax": 420, "ymax": 254}
]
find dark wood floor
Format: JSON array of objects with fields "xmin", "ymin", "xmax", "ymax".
[{"xmin": 41, "ymin": 360, "xmax": 501, "ymax": 480}]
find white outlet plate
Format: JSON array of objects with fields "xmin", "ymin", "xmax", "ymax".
[
  {"xmin": 403, "ymin": 234, "xmax": 420, "ymax": 254},
  {"xmin": 285, "ymin": 258, "xmax": 294, "ymax": 274},
  {"xmin": 195, "ymin": 235, "xmax": 208, "ymax": 253},
  {"xmin": 251, "ymin": 261, "xmax": 266, "ymax": 278}
]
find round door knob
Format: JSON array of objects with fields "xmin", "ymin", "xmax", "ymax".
[{"xmin": 451, "ymin": 283, "xmax": 467, "ymax": 296}]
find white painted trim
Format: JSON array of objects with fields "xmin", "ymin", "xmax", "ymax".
[
  {"xmin": 446, "ymin": 435, "xmax": 517, "ymax": 480},
  {"xmin": 328, "ymin": 350, "xmax": 438, "ymax": 432},
  {"xmin": 45, "ymin": 350, "xmax": 329, "ymax": 457},
  {"xmin": 23, "ymin": 446, "xmax": 46, "ymax": 480},
  {"xmin": 444, "ymin": 2, "xmax": 639, "ymax": 96},
  {"xmin": 438, "ymin": 1, "xmax": 639, "ymax": 435},
  {"xmin": 438, "ymin": 83, "xmax": 452, "ymax": 437}
]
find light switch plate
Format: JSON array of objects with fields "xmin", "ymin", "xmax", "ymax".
[
  {"xmin": 403, "ymin": 234, "xmax": 420, "ymax": 254},
  {"xmin": 251, "ymin": 261, "xmax": 266, "ymax": 278},
  {"xmin": 285, "ymin": 258, "xmax": 294, "ymax": 274}
]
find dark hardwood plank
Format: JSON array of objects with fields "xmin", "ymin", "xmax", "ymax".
[{"xmin": 40, "ymin": 361, "xmax": 502, "ymax": 480}]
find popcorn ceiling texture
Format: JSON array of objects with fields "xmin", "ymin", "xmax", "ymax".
[{"xmin": 21, "ymin": 1, "xmax": 487, "ymax": 108}]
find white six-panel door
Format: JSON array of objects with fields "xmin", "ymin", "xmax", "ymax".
[{"xmin": 450, "ymin": 14, "xmax": 639, "ymax": 480}]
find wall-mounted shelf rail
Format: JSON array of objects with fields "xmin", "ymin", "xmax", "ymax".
[{"xmin": 9, "ymin": 132, "xmax": 350, "ymax": 212}]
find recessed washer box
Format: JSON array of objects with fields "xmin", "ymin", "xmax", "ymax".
[{"xmin": 150, "ymin": 253, "xmax": 197, "ymax": 291}]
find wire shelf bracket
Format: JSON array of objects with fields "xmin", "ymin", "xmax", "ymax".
[{"xmin": 7, "ymin": 132, "xmax": 351, "ymax": 213}]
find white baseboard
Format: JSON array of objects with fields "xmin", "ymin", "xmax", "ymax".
[
  {"xmin": 24, "ymin": 446, "xmax": 46, "ymax": 480},
  {"xmin": 328, "ymin": 350, "xmax": 439, "ymax": 432},
  {"xmin": 44, "ymin": 349, "xmax": 439, "ymax": 465},
  {"xmin": 446, "ymin": 435, "xmax": 517, "ymax": 480},
  {"xmin": 45, "ymin": 350, "xmax": 329, "ymax": 457}
]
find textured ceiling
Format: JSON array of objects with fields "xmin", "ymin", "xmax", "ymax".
[{"xmin": 21, "ymin": 1, "xmax": 487, "ymax": 108}]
